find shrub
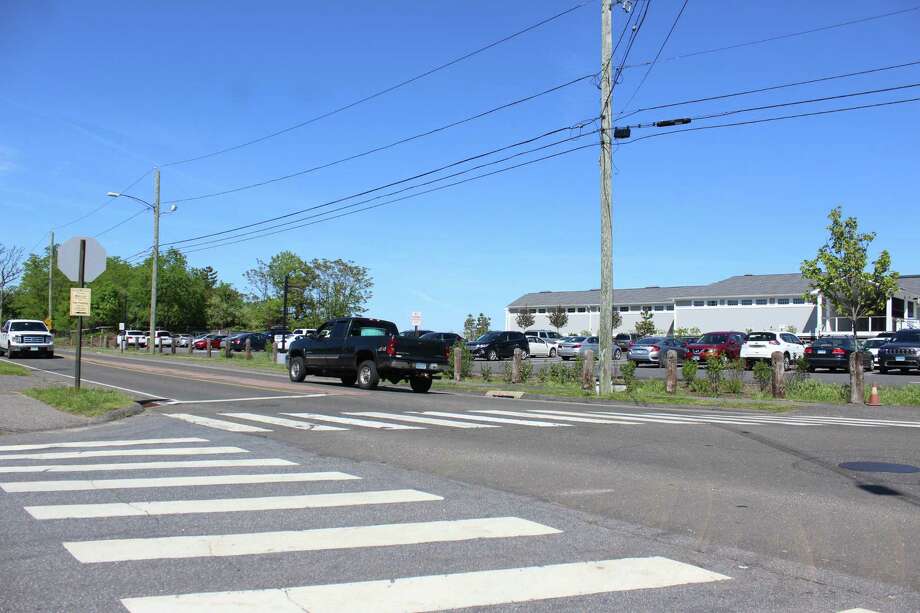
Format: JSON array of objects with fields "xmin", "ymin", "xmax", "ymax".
[
  {"xmin": 721, "ymin": 378, "xmax": 743, "ymax": 394},
  {"xmin": 621, "ymin": 361, "xmax": 637, "ymax": 391},
  {"xmin": 689, "ymin": 378, "xmax": 712, "ymax": 395},
  {"xmin": 537, "ymin": 366, "xmax": 548, "ymax": 384},
  {"xmin": 752, "ymin": 360, "xmax": 773, "ymax": 392},
  {"xmin": 705, "ymin": 355, "xmax": 724, "ymax": 395},
  {"xmin": 502, "ymin": 362, "xmax": 513, "ymax": 383},
  {"xmin": 480, "ymin": 365, "xmax": 492, "ymax": 382},
  {"xmin": 681, "ymin": 360, "xmax": 698, "ymax": 387},
  {"xmin": 520, "ymin": 360, "xmax": 533, "ymax": 384},
  {"xmin": 443, "ymin": 342, "xmax": 473, "ymax": 380}
]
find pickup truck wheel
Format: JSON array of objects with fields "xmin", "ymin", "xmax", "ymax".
[
  {"xmin": 357, "ymin": 360, "xmax": 380, "ymax": 389},
  {"xmin": 288, "ymin": 357, "xmax": 307, "ymax": 382},
  {"xmin": 409, "ymin": 376, "xmax": 432, "ymax": 393},
  {"xmin": 340, "ymin": 374, "xmax": 357, "ymax": 387}
]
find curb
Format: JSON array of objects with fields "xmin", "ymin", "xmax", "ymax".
[{"xmin": 90, "ymin": 402, "xmax": 146, "ymax": 424}]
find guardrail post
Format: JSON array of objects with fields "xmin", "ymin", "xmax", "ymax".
[
  {"xmin": 582, "ymin": 349, "xmax": 594, "ymax": 390},
  {"xmin": 245, "ymin": 337, "xmax": 252, "ymax": 360},
  {"xmin": 666, "ymin": 350, "xmax": 678, "ymax": 394},
  {"xmin": 453, "ymin": 347, "xmax": 462, "ymax": 382},
  {"xmin": 771, "ymin": 351, "xmax": 785, "ymax": 398},
  {"xmin": 512, "ymin": 348, "xmax": 522, "ymax": 384}
]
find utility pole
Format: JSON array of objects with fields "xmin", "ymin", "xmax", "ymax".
[
  {"xmin": 598, "ymin": 0, "xmax": 614, "ymax": 395},
  {"xmin": 48, "ymin": 231, "xmax": 54, "ymax": 324},
  {"xmin": 149, "ymin": 168, "xmax": 160, "ymax": 353}
]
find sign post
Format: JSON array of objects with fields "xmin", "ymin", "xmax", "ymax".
[{"xmin": 58, "ymin": 237, "xmax": 107, "ymax": 391}]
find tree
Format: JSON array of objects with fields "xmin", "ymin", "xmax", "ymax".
[
  {"xmin": 463, "ymin": 314, "xmax": 477, "ymax": 339},
  {"xmin": 801, "ymin": 207, "xmax": 899, "ymax": 403},
  {"xmin": 207, "ymin": 282, "xmax": 245, "ymax": 330},
  {"xmin": 474, "ymin": 313, "xmax": 491, "ymax": 338},
  {"xmin": 611, "ymin": 310, "xmax": 622, "ymax": 330},
  {"xmin": 305, "ymin": 258, "xmax": 373, "ymax": 326},
  {"xmin": 547, "ymin": 306, "xmax": 568, "ymax": 333},
  {"xmin": 0, "ymin": 243, "xmax": 24, "ymax": 323},
  {"xmin": 515, "ymin": 309, "xmax": 535, "ymax": 330},
  {"xmin": 635, "ymin": 309, "xmax": 657, "ymax": 337}
]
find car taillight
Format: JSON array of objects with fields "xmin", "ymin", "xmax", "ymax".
[
  {"xmin": 650, "ymin": 345, "xmax": 660, "ymax": 352},
  {"xmin": 832, "ymin": 348, "xmax": 846, "ymax": 355},
  {"xmin": 805, "ymin": 347, "xmax": 813, "ymax": 354},
  {"xmin": 386, "ymin": 337, "xmax": 397, "ymax": 357},
  {"xmin": 572, "ymin": 344, "xmax": 582, "ymax": 348}
]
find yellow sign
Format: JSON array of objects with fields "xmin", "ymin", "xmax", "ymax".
[
  {"xmin": 69, "ymin": 288, "xmax": 92, "ymax": 317},
  {"xmin": 43, "ymin": 318, "xmax": 53, "ymax": 330}
]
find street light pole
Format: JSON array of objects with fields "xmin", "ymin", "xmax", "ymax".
[{"xmin": 150, "ymin": 168, "xmax": 160, "ymax": 353}]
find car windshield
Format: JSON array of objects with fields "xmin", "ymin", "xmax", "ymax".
[
  {"xmin": 893, "ymin": 330, "xmax": 920, "ymax": 343},
  {"xmin": 863, "ymin": 339, "xmax": 886, "ymax": 348},
  {"xmin": 696, "ymin": 334, "xmax": 728, "ymax": 344},
  {"xmin": 586, "ymin": 337, "xmax": 598, "ymax": 343},
  {"xmin": 567, "ymin": 337, "xmax": 586, "ymax": 343},
  {"xmin": 637, "ymin": 337, "xmax": 662, "ymax": 345},
  {"xmin": 813, "ymin": 337, "xmax": 851, "ymax": 348},
  {"xmin": 10, "ymin": 322, "xmax": 48, "ymax": 332},
  {"xmin": 747, "ymin": 333, "xmax": 776, "ymax": 342},
  {"xmin": 475, "ymin": 332, "xmax": 502, "ymax": 342}
]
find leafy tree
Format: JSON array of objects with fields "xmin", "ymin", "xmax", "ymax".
[
  {"xmin": 0, "ymin": 243, "xmax": 23, "ymax": 323},
  {"xmin": 11, "ymin": 247, "xmax": 71, "ymax": 331},
  {"xmin": 801, "ymin": 207, "xmax": 899, "ymax": 403},
  {"xmin": 463, "ymin": 313, "xmax": 477, "ymax": 340},
  {"xmin": 305, "ymin": 258, "xmax": 373, "ymax": 326},
  {"xmin": 547, "ymin": 306, "xmax": 568, "ymax": 333},
  {"xmin": 474, "ymin": 313, "xmax": 491, "ymax": 338},
  {"xmin": 635, "ymin": 309, "xmax": 657, "ymax": 337},
  {"xmin": 515, "ymin": 309, "xmax": 535, "ymax": 330},
  {"xmin": 207, "ymin": 282, "xmax": 245, "ymax": 330},
  {"xmin": 611, "ymin": 310, "xmax": 622, "ymax": 330}
]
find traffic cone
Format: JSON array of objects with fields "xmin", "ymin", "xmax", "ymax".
[{"xmin": 867, "ymin": 383, "xmax": 881, "ymax": 406}]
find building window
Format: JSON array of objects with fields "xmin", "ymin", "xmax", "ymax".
[
  {"xmin": 666, "ymin": 305, "xmax": 674, "ymax": 311},
  {"xmin": 653, "ymin": 305, "xmax": 664, "ymax": 311},
  {"xmin": 769, "ymin": 298, "xmax": 775, "ymax": 304},
  {"xmin": 727, "ymin": 299, "xmax": 739, "ymax": 306},
  {"xmin": 642, "ymin": 306, "xmax": 652, "ymax": 312},
  {"xmin": 538, "ymin": 308, "xmax": 546, "ymax": 313},
  {"xmin": 755, "ymin": 298, "xmax": 768, "ymax": 305},
  {"xmin": 693, "ymin": 300, "xmax": 704, "ymax": 307},
  {"xmin": 777, "ymin": 298, "xmax": 789, "ymax": 305},
  {"xmin": 707, "ymin": 300, "xmax": 718, "ymax": 307},
  {"xmin": 619, "ymin": 306, "xmax": 629, "ymax": 312},
  {"xmin": 577, "ymin": 307, "xmax": 586, "ymax": 313},
  {"xmin": 741, "ymin": 299, "xmax": 753, "ymax": 306},
  {"xmin": 590, "ymin": 306, "xmax": 599, "ymax": 312},
  {"xmin": 567, "ymin": 308, "xmax": 576, "ymax": 313},
  {"xmin": 530, "ymin": 309, "xmax": 537, "ymax": 313},
  {"xmin": 792, "ymin": 297, "xmax": 805, "ymax": 304},
  {"xmin": 630, "ymin": 305, "xmax": 642, "ymax": 311},
  {"xmin": 676, "ymin": 300, "xmax": 691, "ymax": 307},
  {"xmin": 909, "ymin": 302, "xmax": 915, "ymax": 318}
]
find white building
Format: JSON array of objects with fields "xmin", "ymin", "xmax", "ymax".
[{"xmin": 506, "ymin": 273, "xmax": 920, "ymax": 338}]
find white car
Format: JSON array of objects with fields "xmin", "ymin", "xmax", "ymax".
[
  {"xmin": 524, "ymin": 329, "xmax": 564, "ymax": 348},
  {"xmin": 861, "ymin": 337, "xmax": 888, "ymax": 366},
  {"xmin": 0, "ymin": 319, "xmax": 54, "ymax": 358},
  {"xmin": 526, "ymin": 336, "xmax": 556, "ymax": 358},
  {"xmin": 119, "ymin": 330, "xmax": 148, "ymax": 347},
  {"xmin": 146, "ymin": 330, "xmax": 173, "ymax": 348},
  {"xmin": 741, "ymin": 331, "xmax": 805, "ymax": 370},
  {"xmin": 279, "ymin": 328, "xmax": 316, "ymax": 349}
]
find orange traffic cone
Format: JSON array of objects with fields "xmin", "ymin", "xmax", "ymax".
[{"xmin": 867, "ymin": 383, "xmax": 881, "ymax": 406}]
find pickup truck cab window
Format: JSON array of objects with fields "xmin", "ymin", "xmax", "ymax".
[
  {"xmin": 315, "ymin": 324, "xmax": 333, "ymax": 339},
  {"xmin": 352, "ymin": 325, "xmax": 387, "ymax": 337},
  {"xmin": 330, "ymin": 321, "xmax": 349, "ymax": 338}
]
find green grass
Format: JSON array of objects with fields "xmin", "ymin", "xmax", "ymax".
[
  {"xmin": 875, "ymin": 384, "xmax": 920, "ymax": 406},
  {"xmin": 22, "ymin": 387, "xmax": 135, "ymax": 417},
  {"xmin": 80, "ymin": 347, "xmax": 286, "ymax": 373},
  {"xmin": 0, "ymin": 361, "xmax": 29, "ymax": 376}
]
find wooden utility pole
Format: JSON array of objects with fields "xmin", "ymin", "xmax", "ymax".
[
  {"xmin": 149, "ymin": 168, "xmax": 160, "ymax": 353},
  {"xmin": 598, "ymin": 0, "xmax": 614, "ymax": 394},
  {"xmin": 48, "ymin": 231, "xmax": 54, "ymax": 324}
]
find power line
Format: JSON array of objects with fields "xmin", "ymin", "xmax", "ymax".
[
  {"xmin": 50, "ymin": 168, "xmax": 153, "ymax": 233},
  {"xmin": 94, "ymin": 208, "xmax": 148, "ymax": 239},
  {"xmin": 175, "ymin": 142, "xmax": 598, "ymax": 255},
  {"xmin": 617, "ymin": 0, "xmax": 689, "ymax": 112},
  {"xmin": 616, "ymin": 59, "xmax": 920, "ymax": 120},
  {"xmin": 604, "ymin": 0, "xmax": 651, "ymax": 109},
  {"xmin": 622, "ymin": 4, "xmax": 920, "ymax": 71},
  {"xmin": 159, "ymin": 3, "xmax": 588, "ymax": 168},
  {"xmin": 169, "ymin": 129, "xmax": 599, "ymax": 251},
  {"xmin": 160, "ymin": 118, "xmax": 597, "ymax": 248},
  {"xmin": 165, "ymin": 73, "xmax": 595, "ymax": 204},
  {"xmin": 616, "ymin": 96, "xmax": 920, "ymax": 145}
]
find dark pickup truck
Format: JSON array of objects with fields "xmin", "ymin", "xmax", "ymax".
[{"xmin": 286, "ymin": 317, "xmax": 448, "ymax": 392}]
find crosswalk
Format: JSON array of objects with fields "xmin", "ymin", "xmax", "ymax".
[
  {"xmin": 0, "ymin": 432, "xmax": 733, "ymax": 610},
  {"xmin": 160, "ymin": 406, "xmax": 920, "ymax": 436}
]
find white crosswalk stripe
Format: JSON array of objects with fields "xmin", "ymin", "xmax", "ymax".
[
  {"xmin": 0, "ymin": 446, "xmax": 248, "ymax": 461},
  {"xmin": 163, "ymin": 413, "xmax": 272, "ymax": 432},
  {"xmin": 533, "ymin": 409, "xmax": 704, "ymax": 425},
  {"xmin": 219, "ymin": 413, "xmax": 347, "ymax": 431},
  {"xmin": 471, "ymin": 409, "xmax": 642, "ymax": 425},
  {"xmin": 64, "ymin": 517, "xmax": 560, "ymax": 563},
  {"xmin": 282, "ymin": 412, "xmax": 423, "ymax": 430},
  {"xmin": 0, "ymin": 437, "xmax": 208, "ymax": 452},
  {"xmin": 414, "ymin": 411, "xmax": 573, "ymax": 427},
  {"xmin": 0, "ymin": 458, "xmax": 297, "ymax": 473},
  {"xmin": 25, "ymin": 489, "xmax": 444, "ymax": 519},
  {"xmin": 345, "ymin": 412, "xmax": 500, "ymax": 428},
  {"xmin": 120, "ymin": 557, "xmax": 730, "ymax": 613}
]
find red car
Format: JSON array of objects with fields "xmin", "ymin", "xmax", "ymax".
[
  {"xmin": 687, "ymin": 331, "xmax": 747, "ymax": 363},
  {"xmin": 193, "ymin": 334, "xmax": 225, "ymax": 350}
]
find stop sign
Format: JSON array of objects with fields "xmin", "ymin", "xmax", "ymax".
[{"xmin": 57, "ymin": 236, "xmax": 107, "ymax": 283}]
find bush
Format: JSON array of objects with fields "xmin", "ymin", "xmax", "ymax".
[
  {"xmin": 444, "ymin": 342, "xmax": 473, "ymax": 380},
  {"xmin": 689, "ymin": 378, "xmax": 712, "ymax": 395},
  {"xmin": 752, "ymin": 360, "xmax": 772, "ymax": 392},
  {"xmin": 681, "ymin": 360, "xmax": 698, "ymax": 387},
  {"xmin": 705, "ymin": 355, "xmax": 724, "ymax": 395},
  {"xmin": 502, "ymin": 362, "xmax": 513, "ymax": 383},
  {"xmin": 537, "ymin": 366, "xmax": 548, "ymax": 384},
  {"xmin": 520, "ymin": 360, "xmax": 533, "ymax": 384},
  {"xmin": 721, "ymin": 378, "xmax": 743, "ymax": 394},
  {"xmin": 480, "ymin": 365, "xmax": 492, "ymax": 382},
  {"xmin": 621, "ymin": 361, "xmax": 637, "ymax": 391}
]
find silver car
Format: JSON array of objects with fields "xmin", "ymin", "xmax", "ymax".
[
  {"xmin": 558, "ymin": 336, "xmax": 588, "ymax": 360},
  {"xmin": 628, "ymin": 336, "xmax": 689, "ymax": 367},
  {"xmin": 576, "ymin": 336, "xmax": 623, "ymax": 360}
]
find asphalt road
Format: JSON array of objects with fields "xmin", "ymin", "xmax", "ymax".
[{"xmin": 2, "ymin": 351, "xmax": 919, "ymax": 611}]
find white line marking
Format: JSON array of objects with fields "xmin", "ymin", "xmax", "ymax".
[
  {"xmin": 837, "ymin": 609, "xmax": 881, "ymax": 613},
  {"xmin": 415, "ymin": 411, "xmax": 573, "ymax": 427},
  {"xmin": 346, "ymin": 412, "xmax": 499, "ymax": 429},
  {"xmin": 120, "ymin": 556, "xmax": 730, "ymax": 612},
  {"xmin": 65, "ymin": 516, "xmax": 558, "ymax": 563},
  {"xmin": 639, "ymin": 413, "xmax": 769, "ymax": 426},
  {"xmin": 163, "ymin": 413, "xmax": 271, "ymax": 432},
  {"xmin": 765, "ymin": 415, "xmax": 920, "ymax": 427},
  {"xmin": 171, "ymin": 394, "xmax": 327, "ymax": 405},
  {"xmin": 282, "ymin": 413, "xmax": 423, "ymax": 430},
  {"xmin": 472, "ymin": 410, "xmax": 641, "ymax": 425},
  {"xmin": 1, "ymin": 472, "xmax": 358, "ymax": 493},
  {"xmin": 0, "ymin": 438, "xmax": 208, "ymax": 452},
  {"xmin": 0, "ymin": 458, "xmax": 296, "ymax": 474},
  {"xmin": 219, "ymin": 413, "xmax": 346, "ymax": 431},
  {"xmin": 26, "ymin": 488, "xmax": 442, "ymax": 519},
  {"xmin": 606, "ymin": 412, "xmax": 817, "ymax": 426},
  {"xmin": 532, "ymin": 409, "xmax": 699, "ymax": 425},
  {"xmin": 0, "ymin": 446, "xmax": 247, "ymax": 462},
  {"xmin": 13, "ymin": 361, "xmax": 162, "ymax": 398}
]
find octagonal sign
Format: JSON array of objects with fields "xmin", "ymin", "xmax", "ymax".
[{"xmin": 57, "ymin": 236, "xmax": 107, "ymax": 283}]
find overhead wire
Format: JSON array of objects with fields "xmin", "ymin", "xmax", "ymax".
[
  {"xmin": 159, "ymin": 3, "xmax": 588, "ymax": 168},
  {"xmin": 94, "ymin": 208, "xmax": 148, "ymax": 239}
]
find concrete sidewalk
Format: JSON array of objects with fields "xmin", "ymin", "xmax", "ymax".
[{"xmin": 0, "ymin": 368, "xmax": 91, "ymax": 434}]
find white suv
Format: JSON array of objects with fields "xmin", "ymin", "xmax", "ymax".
[
  {"xmin": 147, "ymin": 330, "xmax": 173, "ymax": 348},
  {"xmin": 0, "ymin": 319, "xmax": 54, "ymax": 358},
  {"xmin": 741, "ymin": 331, "xmax": 805, "ymax": 370},
  {"xmin": 524, "ymin": 329, "xmax": 564, "ymax": 348}
]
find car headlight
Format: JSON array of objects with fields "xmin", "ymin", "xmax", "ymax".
[{"xmin": 12, "ymin": 335, "xmax": 21, "ymax": 343}]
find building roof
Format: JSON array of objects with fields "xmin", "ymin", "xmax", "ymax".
[
  {"xmin": 899, "ymin": 275, "xmax": 920, "ymax": 298},
  {"xmin": 508, "ymin": 285, "xmax": 705, "ymax": 308},
  {"xmin": 679, "ymin": 273, "xmax": 811, "ymax": 299}
]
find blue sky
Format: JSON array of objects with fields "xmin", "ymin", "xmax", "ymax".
[{"xmin": 2, "ymin": 1, "xmax": 918, "ymax": 332}]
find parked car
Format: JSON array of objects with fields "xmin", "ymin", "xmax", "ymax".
[
  {"xmin": 466, "ymin": 331, "xmax": 529, "ymax": 361},
  {"xmin": 876, "ymin": 329, "xmax": 920, "ymax": 373},
  {"xmin": 0, "ymin": 319, "xmax": 54, "ymax": 358},
  {"xmin": 175, "ymin": 334, "xmax": 194, "ymax": 348},
  {"xmin": 679, "ymin": 336, "xmax": 700, "ymax": 345},
  {"xmin": 615, "ymin": 333, "xmax": 640, "ymax": 351},
  {"xmin": 400, "ymin": 329, "xmax": 434, "ymax": 339},
  {"xmin": 229, "ymin": 332, "xmax": 267, "ymax": 352},
  {"xmin": 419, "ymin": 332, "xmax": 465, "ymax": 354},
  {"xmin": 804, "ymin": 336, "xmax": 873, "ymax": 372},
  {"xmin": 740, "ymin": 331, "xmax": 806, "ymax": 371},
  {"xmin": 558, "ymin": 336, "xmax": 588, "ymax": 360},
  {"xmin": 687, "ymin": 331, "xmax": 746, "ymax": 363},
  {"xmin": 279, "ymin": 328, "xmax": 316, "ymax": 349},
  {"xmin": 524, "ymin": 329, "xmax": 564, "ymax": 348},
  {"xmin": 287, "ymin": 317, "xmax": 447, "ymax": 392},
  {"xmin": 193, "ymin": 334, "xmax": 225, "ymax": 350},
  {"xmin": 121, "ymin": 330, "xmax": 148, "ymax": 348},
  {"xmin": 147, "ymin": 330, "xmax": 173, "ymax": 348},
  {"xmin": 628, "ymin": 336, "xmax": 689, "ymax": 367},
  {"xmin": 861, "ymin": 337, "xmax": 889, "ymax": 367},
  {"xmin": 573, "ymin": 336, "xmax": 622, "ymax": 361},
  {"xmin": 526, "ymin": 336, "xmax": 556, "ymax": 358}
]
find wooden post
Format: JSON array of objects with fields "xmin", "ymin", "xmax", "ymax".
[
  {"xmin": 453, "ymin": 347, "xmax": 462, "ymax": 382},
  {"xmin": 245, "ymin": 337, "xmax": 252, "ymax": 360},
  {"xmin": 666, "ymin": 350, "xmax": 678, "ymax": 394},
  {"xmin": 270, "ymin": 340, "xmax": 276, "ymax": 364},
  {"xmin": 512, "ymin": 348, "xmax": 522, "ymax": 384},
  {"xmin": 207, "ymin": 341, "xmax": 212, "ymax": 358},
  {"xmin": 849, "ymin": 352, "xmax": 864, "ymax": 404},
  {"xmin": 582, "ymin": 349, "xmax": 594, "ymax": 390},
  {"xmin": 771, "ymin": 351, "xmax": 785, "ymax": 398},
  {"xmin": 225, "ymin": 339, "xmax": 232, "ymax": 359},
  {"xmin": 188, "ymin": 338, "xmax": 193, "ymax": 354}
]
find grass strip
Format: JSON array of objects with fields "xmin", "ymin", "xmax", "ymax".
[
  {"xmin": 22, "ymin": 387, "xmax": 135, "ymax": 417},
  {"xmin": 0, "ymin": 361, "xmax": 29, "ymax": 376}
]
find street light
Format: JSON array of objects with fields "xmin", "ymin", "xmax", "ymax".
[{"xmin": 107, "ymin": 170, "xmax": 175, "ymax": 352}]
